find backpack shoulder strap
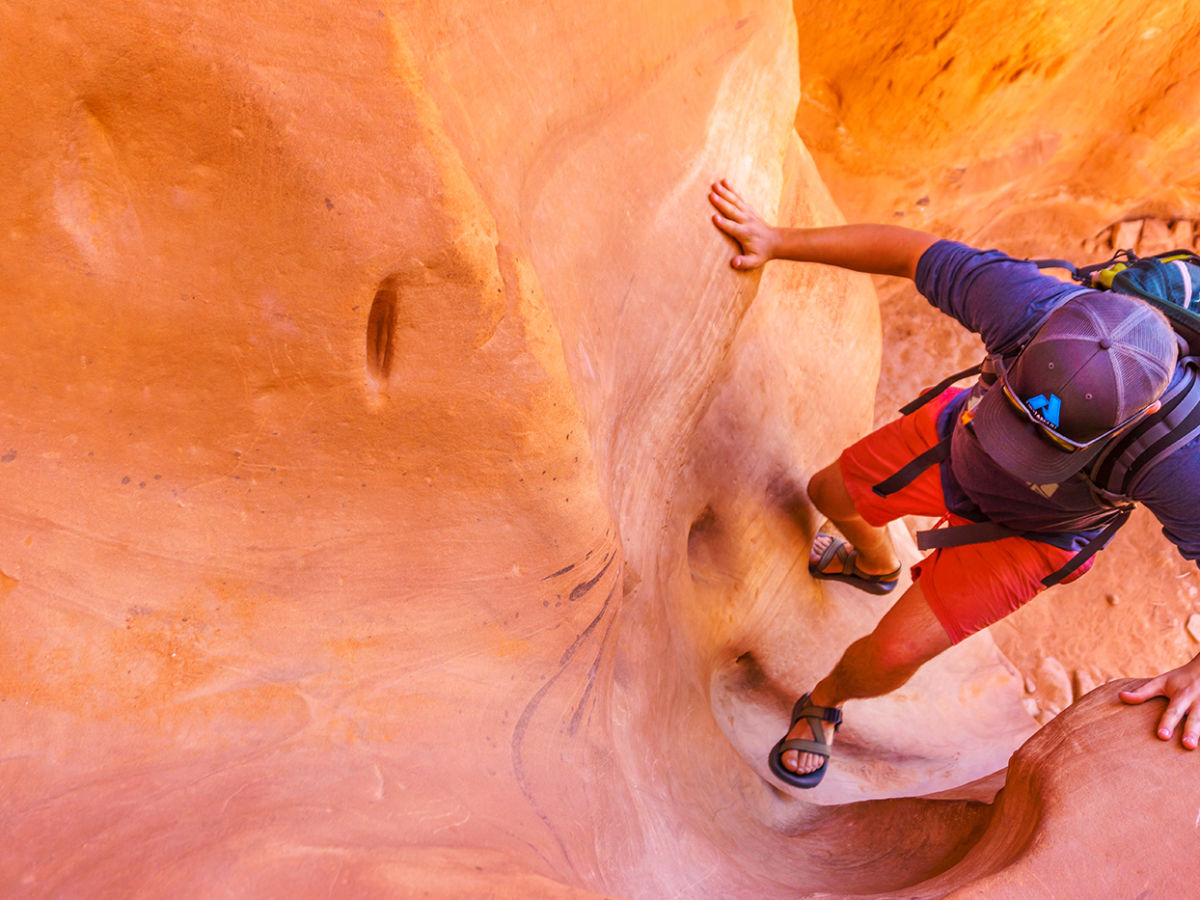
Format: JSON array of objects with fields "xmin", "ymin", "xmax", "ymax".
[
  {"xmin": 872, "ymin": 436, "xmax": 952, "ymax": 497},
  {"xmin": 898, "ymin": 366, "xmax": 982, "ymax": 415},
  {"xmin": 911, "ymin": 507, "xmax": 1131, "ymax": 588},
  {"xmin": 1038, "ymin": 508, "xmax": 1133, "ymax": 588},
  {"xmin": 1090, "ymin": 359, "xmax": 1200, "ymax": 497}
]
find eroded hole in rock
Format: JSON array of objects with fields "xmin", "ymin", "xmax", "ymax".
[
  {"xmin": 687, "ymin": 505, "xmax": 719, "ymax": 557},
  {"xmin": 366, "ymin": 274, "xmax": 399, "ymax": 386},
  {"xmin": 765, "ymin": 472, "xmax": 810, "ymax": 536},
  {"xmin": 687, "ymin": 505, "xmax": 728, "ymax": 582}
]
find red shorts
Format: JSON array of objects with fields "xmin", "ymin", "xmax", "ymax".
[{"xmin": 839, "ymin": 388, "xmax": 1093, "ymax": 644}]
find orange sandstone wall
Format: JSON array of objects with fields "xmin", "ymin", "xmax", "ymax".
[{"xmin": 794, "ymin": 0, "xmax": 1200, "ymax": 232}]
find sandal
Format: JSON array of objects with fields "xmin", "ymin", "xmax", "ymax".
[
  {"xmin": 768, "ymin": 692, "xmax": 842, "ymax": 789},
  {"xmin": 808, "ymin": 534, "xmax": 900, "ymax": 595}
]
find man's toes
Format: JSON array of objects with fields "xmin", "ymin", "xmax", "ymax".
[
  {"xmin": 780, "ymin": 748, "xmax": 822, "ymax": 775},
  {"xmin": 809, "ymin": 534, "xmax": 837, "ymax": 569},
  {"xmin": 797, "ymin": 752, "xmax": 823, "ymax": 774}
]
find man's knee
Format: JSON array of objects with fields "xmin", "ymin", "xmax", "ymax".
[
  {"xmin": 807, "ymin": 462, "xmax": 849, "ymax": 516},
  {"xmin": 864, "ymin": 630, "xmax": 939, "ymax": 675},
  {"xmin": 865, "ymin": 587, "xmax": 954, "ymax": 673}
]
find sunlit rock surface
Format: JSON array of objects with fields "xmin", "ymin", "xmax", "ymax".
[{"xmin": 2, "ymin": 1, "xmax": 1197, "ymax": 896}]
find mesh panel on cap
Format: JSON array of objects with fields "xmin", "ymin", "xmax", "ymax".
[{"xmin": 1018, "ymin": 291, "xmax": 1176, "ymax": 435}]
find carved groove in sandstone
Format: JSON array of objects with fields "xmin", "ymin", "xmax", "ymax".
[{"xmin": 366, "ymin": 275, "xmax": 399, "ymax": 385}]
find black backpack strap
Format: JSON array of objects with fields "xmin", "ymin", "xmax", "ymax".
[
  {"xmin": 1090, "ymin": 361, "xmax": 1200, "ymax": 496},
  {"xmin": 912, "ymin": 508, "xmax": 1131, "ymax": 588},
  {"xmin": 915, "ymin": 520, "xmax": 1024, "ymax": 550},
  {"xmin": 872, "ymin": 436, "xmax": 952, "ymax": 497},
  {"xmin": 1039, "ymin": 508, "xmax": 1132, "ymax": 588},
  {"xmin": 898, "ymin": 364, "xmax": 984, "ymax": 415},
  {"xmin": 1034, "ymin": 254, "xmax": 1133, "ymax": 287},
  {"xmin": 1031, "ymin": 258, "xmax": 1081, "ymax": 278},
  {"xmin": 1034, "ymin": 250, "xmax": 1132, "ymax": 287}
]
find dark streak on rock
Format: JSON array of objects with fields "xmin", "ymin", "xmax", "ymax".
[
  {"xmin": 543, "ymin": 563, "xmax": 575, "ymax": 580},
  {"xmin": 511, "ymin": 565, "xmax": 620, "ymax": 872},
  {"xmin": 567, "ymin": 581, "xmax": 620, "ymax": 738},
  {"xmin": 568, "ymin": 554, "xmax": 613, "ymax": 603}
]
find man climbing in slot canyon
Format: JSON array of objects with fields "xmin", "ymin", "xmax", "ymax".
[{"xmin": 708, "ymin": 179, "xmax": 1200, "ymax": 788}]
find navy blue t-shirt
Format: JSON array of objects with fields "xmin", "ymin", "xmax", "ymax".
[{"xmin": 914, "ymin": 240, "xmax": 1200, "ymax": 565}]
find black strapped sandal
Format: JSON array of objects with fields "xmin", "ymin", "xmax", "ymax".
[{"xmin": 768, "ymin": 692, "xmax": 842, "ymax": 789}]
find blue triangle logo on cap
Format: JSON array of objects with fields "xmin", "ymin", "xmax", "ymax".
[{"xmin": 1026, "ymin": 393, "xmax": 1062, "ymax": 428}]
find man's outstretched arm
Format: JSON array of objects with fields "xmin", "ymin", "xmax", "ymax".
[
  {"xmin": 1119, "ymin": 653, "xmax": 1200, "ymax": 749},
  {"xmin": 708, "ymin": 179, "xmax": 938, "ymax": 279}
]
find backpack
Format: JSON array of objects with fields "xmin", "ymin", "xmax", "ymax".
[
  {"xmin": 874, "ymin": 247, "xmax": 1200, "ymax": 587},
  {"xmin": 1041, "ymin": 248, "xmax": 1200, "ymax": 354}
]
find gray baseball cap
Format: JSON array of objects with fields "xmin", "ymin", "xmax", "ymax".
[{"xmin": 970, "ymin": 291, "xmax": 1177, "ymax": 484}]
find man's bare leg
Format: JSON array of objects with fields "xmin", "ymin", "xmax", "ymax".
[
  {"xmin": 780, "ymin": 579, "xmax": 954, "ymax": 775},
  {"xmin": 807, "ymin": 461, "xmax": 900, "ymax": 577},
  {"xmin": 778, "ymin": 462, "xmax": 952, "ymax": 777}
]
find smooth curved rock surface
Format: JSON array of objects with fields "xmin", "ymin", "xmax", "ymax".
[{"xmin": 2, "ymin": 1, "xmax": 1198, "ymax": 897}]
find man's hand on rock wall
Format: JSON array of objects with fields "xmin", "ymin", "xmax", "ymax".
[
  {"xmin": 1119, "ymin": 653, "xmax": 1200, "ymax": 749},
  {"xmin": 709, "ymin": 179, "xmax": 778, "ymax": 270},
  {"xmin": 708, "ymin": 180, "xmax": 938, "ymax": 279}
]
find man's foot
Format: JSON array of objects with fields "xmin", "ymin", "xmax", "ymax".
[
  {"xmin": 808, "ymin": 533, "xmax": 902, "ymax": 595},
  {"xmin": 769, "ymin": 693, "xmax": 843, "ymax": 787}
]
